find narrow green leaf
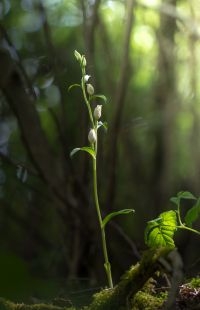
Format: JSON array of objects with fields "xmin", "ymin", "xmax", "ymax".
[
  {"xmin": 68, "ymin": 84, "xmax": 81, "ymax": 92},
  {"xmin": 145, "ymin": 210, "xmax": 177, "ymax": 248},
  {"xmin": 101, "ymin": 209, "xmax": 134, "ymax": 229},
  {"xmin": 90, "ymin": 94, "xmax": 107, "ymax": 104},
  {"xmin": 70, "ymin": 147, "xmax": 96, "ymax": 159},
  {"xmin": 70, "ymin": 148, "xmax": 81, "ymax": 157},
  {"xmin": 97, "ymin": 121, "xmax": 108, "ymax": 131},
  {"xmin": 80, "ymin": 147, "xmax": 96, "ymax": 158},
  {"xmin": 185, "ymin": 198, "xmax": 200, "ymax": 228}
]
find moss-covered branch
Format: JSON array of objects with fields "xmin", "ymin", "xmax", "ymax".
[
  {"xmin": 88, "ymin": 247, "xmax": 171, "ymax": 309},
  {"xmin": 0, "ymin": 248, "xmax": 172, "ymax": 310},
  {"xmin": 0, "ymin": 298, "xmax": 75, "ymax": 310}
]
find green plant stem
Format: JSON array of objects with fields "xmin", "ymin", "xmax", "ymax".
[
  {"xmin": 176, "ymin": 204, "xmax": 200, "ymax": 235},
  {"xmin": 81, "ymin": 68, "xmax": 94, "ymax": 127},
  {"xmin": 80, "ymin": 62, "xmax": 113, "ymax": 288},
  {"xmin": 92, "ymin": 157, "xmax": 113, "ymax": 288},
  {"xmin": 177, "ymin": 225, "xmax": 200, "ymax": 236},
  {"xmin": 177, "ymin": 203, "xmax": 183, "ymax": 226},
  {"xmin": 92, "ymin": 126, "xmax": 113, "ymax": 288}
]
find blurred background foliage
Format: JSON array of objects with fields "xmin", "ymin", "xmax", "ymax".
[{"xmin": 0, "ymin": 0, "xmax": 200, "ymax": 304}]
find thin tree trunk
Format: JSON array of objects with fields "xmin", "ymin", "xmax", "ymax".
[
  {"xmin": 188, "ymin": 1, "xmax": 200, "ymax": 193},
  {"xmin": 152, "ymin": 0, "xmax": 177, "ymax": 209},
  {"xmin": 106, "ymin": 0, "xmax": 135, "ymax": 212}
]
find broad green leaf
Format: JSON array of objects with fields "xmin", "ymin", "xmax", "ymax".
[
  {"xmin": 177, "ymin": 191, "xmax": 196, "ymax": 200},
  {"xmin": 90, "ymin": 94, "xmax": 107, "ymax": 104},
  {"xmin": 170, "ymin": 197, "xmax": 180, "ymax": 206},
  {"xmin": 97, "ymin": 121, "xmax": 108, "ymax": 131},
  {"xmin": 145, "ymin": 210, "xmax": 177, "ymax": 248},
  {"xmin": 70, "ymin": 147, "xmax": 96, "ymax": 159},
  {"xmin": 170, "ymin": 191, "xmax": 196, "ymax": 206},
  {"xmin": 185, "ymin": 198, "xmax": 200, "ymax": 228},
  {"xmin": 101, "ymin": 209, "xmax": 135, "ymax": 229},
  {"xmin": 68, "ymin": 84, "xmax": 81, "ymax": 92}
]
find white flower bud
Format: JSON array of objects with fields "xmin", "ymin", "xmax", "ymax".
[
  {"xmin": 74, "ymin": 50, "xmax": 82, "ymax": 62},
  {"xmin": 87, "ymin": 83, "xmax": 94, "ymax": 96},
  {"xmin": 82, "ymin": 56, "xmax": 87, "ymax": 67},
  {"xmin": 84, "ymin": 75, "xmax": 91, "ymax": 82},
  {"xmin": 94, "ymin": 105, "xmax": 102, "ymax": 120},
  {"xmin": 88, "ymin": 128, "xmax": 96, "ymax": 144}
]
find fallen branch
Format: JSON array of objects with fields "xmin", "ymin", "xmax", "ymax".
[
  {"xmin": 0, "ymin": 298, "xmax": 73, "ymax": 310},
  {"xmin": 89, "ymin": 247, "xmax": 171, "ymax": 309}
]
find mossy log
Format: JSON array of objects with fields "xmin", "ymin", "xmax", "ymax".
[
  {"xmin": 88, "ymin": 247, "xmax": 171, "ymax": 310},
  {"xmin": 0, "ymin": 247, "xmax": 171, "ymax": 310},
  {"xmin": 1, "ymin": 247, "xmax": 200, "ymax": 310},
  {"xmin": 0, "ymin": 298, "xmax": 75, "ymax": 310}
]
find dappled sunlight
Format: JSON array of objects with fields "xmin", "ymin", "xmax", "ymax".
[{"xmin": 1, "ymin": 0, "xmax": 200, "ymax": 308}]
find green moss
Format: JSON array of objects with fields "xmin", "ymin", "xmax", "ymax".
[
  {"xmin": 0, "ymin": 248, "xmax": 172, "ymax": 310},
  {"xmin": 131, "ymin": 277, "xmax": 167, "ymax": 310},
  {"xmin": 88, "ymin": 248, "xmax": 171, "ymax": 310},
  {"xmin": 86, "ymin": 288, "xmax": 117, "ymax": 310},
  {"xmin": 87, "ymin": 279, "xmax": 168, "ymax": 310},
  {"xmin": 188, "ymin": 277, "xmax": 200, "ymax": 288},
  {"xmin": 0, "ymin": 298, "xmax": 76, "ymax": 310},
  {"xmin": 132, "ymin": 291, "xmax": 167, "ymax": 310}
]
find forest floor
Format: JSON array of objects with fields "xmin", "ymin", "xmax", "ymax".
[
  {"xmin": 0, "ymin": 276, "xmax": 200, "ymax": 310},
  {"xmin": 1, "ymin": 248, "xmax": 199, "ymax": 310}
]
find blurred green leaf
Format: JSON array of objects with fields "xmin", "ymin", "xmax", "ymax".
[
  {"xmin": 170, "ymin": 191, "xmax": 196, "ymax": 206},
  {"xmin": 170, "ymin": 197, "xmax": 180, "ymax": 206},
  {"xmin": 90, "ymin": 94, "xmax": 107, "ymax": 104},
  {"xmin": 177, "ymin": 191, "xmax": 196, "ymax": 200},
  {"xmin": 185, "ymin": 198, "xmax": 200, "ymax": 228}
]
